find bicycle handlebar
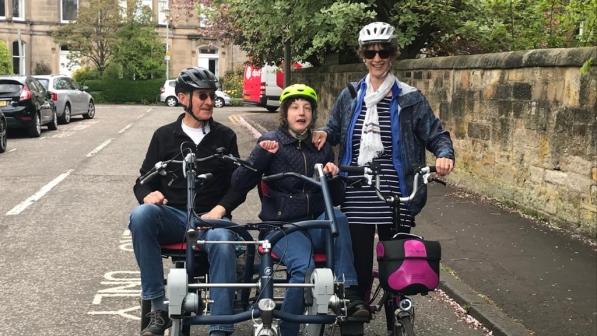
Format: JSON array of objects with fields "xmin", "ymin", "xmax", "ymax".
[
  {"xmin": 339, "ymin": 164, "xmax": 440, "ymax": 203},
  {"xmin": 261, "ymin": 163, "xmax": 338, "ymax": 237},
  {"xmin": 138, "ymin": 148, "xmax": 256, "ymax": 185}
]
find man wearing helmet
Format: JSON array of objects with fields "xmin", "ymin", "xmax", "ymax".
[
  {"xmin": 130, "ymin": 67, "xmax": 243, "ymax": 336},
  {"xmin": 313, "ymin": 22, "xmax": 455, "ymax": 307},
  {"xmin": 232, "ymin": 84, "xmax": 369, "ymax": 336}
]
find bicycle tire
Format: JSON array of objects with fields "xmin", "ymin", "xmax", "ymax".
[{"xmin": 393, "ymin": 316, "xmax": 415, "ymax": 336}]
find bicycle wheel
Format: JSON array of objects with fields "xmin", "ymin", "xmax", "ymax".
[{"xmin": 393, "ymin": 316, "xmax": 415, "ymax": 336}]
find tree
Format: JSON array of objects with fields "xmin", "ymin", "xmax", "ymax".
[
  {"xmin": 111, "ymin": 2, "xmax": 165, "ymax": 80},
  {"xmin": 195, "ymin": 0, "xmax": 596, "ymax": 69},
  {"xmin": 52, "ymin": 0, "xmax": 121, "ymax": 74},
  {"xmin": 0, "ymin": 41, "xmax": 12, "ymax": 74},
  {"xmin": 200, "ymin": 0, "xmax": 374, "ymax": 84}
]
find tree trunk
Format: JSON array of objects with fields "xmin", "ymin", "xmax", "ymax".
[{"xmin": 283, "ymin": 40, "xmax": 291, "ymax": 87}]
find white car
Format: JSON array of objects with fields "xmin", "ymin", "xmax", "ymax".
[{"xmin": 159, "ymin": 79, "xmax": 231, "ymax": 108}]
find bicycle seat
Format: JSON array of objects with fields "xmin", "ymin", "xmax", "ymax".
[{"xmin": 257, "ymin": 245, "xmax": 327, "ymax": 265}]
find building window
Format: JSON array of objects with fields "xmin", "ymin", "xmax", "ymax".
[
  {"xmin": 61, "ymin": 0, "xmax": 78, "ymax": 22},
  {"xmin": 12, "ymin": 0, "xmax": 24, "ymax": 20},
  {"xmin": 0, "ymin": 0, "xmax": 6, "ymax": 18},
  {"xmin": 12, "ymin": 40, "xmax": 25, "ymax": 75}
]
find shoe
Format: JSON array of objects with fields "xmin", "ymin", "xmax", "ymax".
[
  {"xmin": 141, "ymin": 310, "xmax": 171, "ymax": 336},
  {"xmin": 345, "ymin": 288, "xmax": 371, "ymax": 319}
]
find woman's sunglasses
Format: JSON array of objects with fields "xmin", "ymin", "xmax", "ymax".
[
  {"xmin": 196, "ymin": 91, "xmax": 216, "ymax": 100},
  {"xmin": 363, "ymin": 49, "xmax": 392, "ymax": 59}
]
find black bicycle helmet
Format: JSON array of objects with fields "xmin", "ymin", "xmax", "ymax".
[{"xmin": 175, "ymin": 67, "xmax": 218, "ymax": 94}]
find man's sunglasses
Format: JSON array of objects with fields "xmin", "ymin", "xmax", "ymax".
[
  {"xmin": 363, "ymin": 49, "xmax": 392, "ymax": 59},
  {"xmin": 196, "ymin": 91, "xmax": 216, "ymax": 100}
]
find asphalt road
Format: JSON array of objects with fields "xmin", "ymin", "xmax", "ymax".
[{"xmin": 0, "ymin": 105, "xmax": 490, "ymax": 336}]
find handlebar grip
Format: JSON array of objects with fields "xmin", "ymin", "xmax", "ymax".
[
  {"xmin": 197, "ymin": 173, "xmax": 214, "ymax": 181},
  {"xmin": 139, "ymin": 170, "xmax": 159, "ymax": 185},
  {"xmin": 428, "ymin": 166, "xmax": 437, "ymax": 173},
  {"xmin": 339, "ymin": 165, "xmax": 366, "ymax": 174},
  {"xmin": 262, "ymin": 172, "xmax": 287, "ymax": 181}
]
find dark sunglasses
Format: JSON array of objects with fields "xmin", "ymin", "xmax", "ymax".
[
  {"xmin": 195, "ymin": 91, "xmax": 216, "ymax": 100},
  {"xmin": 363, "ymin": 49, "xmax": 392, "ymax": 59}
]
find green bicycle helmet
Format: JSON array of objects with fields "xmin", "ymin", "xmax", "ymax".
[{"xmin": 280, "ymin": 84, "xmax": 318, "ymax": 108}]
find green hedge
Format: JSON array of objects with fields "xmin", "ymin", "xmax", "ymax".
[{"xmin": 82, "ymin": 78, "xmax": 164, "ymax": 104}]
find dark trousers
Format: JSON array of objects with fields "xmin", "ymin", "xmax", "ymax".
[{"xmin": 349, "ymin": 223, "xmax": 411, "ymax": 299}]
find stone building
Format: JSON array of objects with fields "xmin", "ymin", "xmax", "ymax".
[{"xmin": 0, "ymin": 0, "xmax": 246, "ymax": 78}]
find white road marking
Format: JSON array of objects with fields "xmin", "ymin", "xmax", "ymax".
[
  {"xmin": 8, "ymin": 148, "xmax": 16, "ymax": 152},
  {"xmin": 236, "ymin": 115, "xmax": 263, "ymax": 139},
  {"xmin": 86, "ymin": 138, "xmax": 113, "ymax": 157},
  {"xmin": 5, "ymin": 169, "xmax": 74, "ymax": 215},
  {"xmin": 118, "ymin": 123, "xmax": 133, "ymax": 134}
]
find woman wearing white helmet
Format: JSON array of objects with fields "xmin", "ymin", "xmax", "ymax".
[{"xmin": 313, "ymin": 22, "xmax": 455, "ymax": 303}]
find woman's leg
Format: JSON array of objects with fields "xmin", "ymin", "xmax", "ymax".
[{"xmin": 348, "ymin": 224, "xmax": 376, "ymax": 300}]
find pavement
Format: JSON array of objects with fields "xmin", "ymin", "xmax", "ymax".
[{"xmin": 238, "ymin": 111, "xmax": 597, "ymax": 336}]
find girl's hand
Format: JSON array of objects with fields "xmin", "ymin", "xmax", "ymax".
[
  {"xmin": 323, "ymin": 162, "xmax": 339, "ymax": 176},
  {"xmin": 259, "ymin": 140, "xmax": 279, "ymax": 154}
]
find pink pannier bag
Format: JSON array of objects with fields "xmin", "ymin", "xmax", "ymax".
[{"xmin": 376, "ymin": 235, "xmax": 441, "ymax": 295}]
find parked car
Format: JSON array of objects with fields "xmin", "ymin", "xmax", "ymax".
[
  {"xmin": 159, "ymin": 79, "xmax": 231, "ymax": 108},
  {"xmin": 34, "ymin": 75, "xmax": 95, "ymax": 124},
  {"xmin": 0, "ymin": 76, "xmax": 57, "ymax": 137},
  {"xmin": 0, "ymin": 111, "xmax": 7, "ymax": 153}
]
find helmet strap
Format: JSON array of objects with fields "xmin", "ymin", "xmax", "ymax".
[{"xmin": 183, "ymin": 90, "xmax": 206, "ymax": 128}]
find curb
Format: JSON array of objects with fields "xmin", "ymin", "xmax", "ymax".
[{"xmin": 439, "ymin": 268, "xmax": 533, "ymax": 336}]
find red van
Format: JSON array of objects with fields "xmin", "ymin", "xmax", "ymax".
[{"xmin": 243, "ymin": 62, "xmax": 309, "ymax": 112}]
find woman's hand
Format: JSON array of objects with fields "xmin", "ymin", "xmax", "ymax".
[
  {"xmin": 323, "ymin": 162, "xmax": 339, "ymax": 176},
  {"xmin": 435, "ymin": 157, "xmax": 454, "ymax": 176},
  {"xmin": 312, "ymin": 131, "xmax": 327, "ymax": 151},
  {"xmin": 143, "ymin": 191, "xmax": 168, "ymax": 205},
  {"xmin": 259, "ymin": 140, "xmax": 279, "ymax": 154}
]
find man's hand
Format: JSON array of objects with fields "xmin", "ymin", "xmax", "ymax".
[
  {"xmin": 201, "ymin": 205, "xmax": 227, "ymax": 220},
  {"xmin": 323, "ymin": 162, "xmax": 339, "ymax": 176},
  {"xmin": 435, "ymin": 157, "xmax": 454, "ymax": 176},
  {"xmin": 312, "ymin": 131, "xmax": 327, "ymax": 151},
  {"xmin": 259, "ymin": 140, "xmax": 279, "ymax": 154},
  {"xmin": 143, "ymin": 191, "xmax": 168, "ymax": 205}
]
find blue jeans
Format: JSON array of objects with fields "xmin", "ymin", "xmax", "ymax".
[
  {"xmin": 270, "ymin": 208, "xmax": 357, "ymax": 336},
  {"xmin": 129, "ymin": 204, "xmax": 236, "ymax": 334}
]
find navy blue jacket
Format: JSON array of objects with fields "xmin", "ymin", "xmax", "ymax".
[
  {"xmin": 322, "ymin": 78, "xmax": 455, "ymax": 216},
  {"xmin": 232, "ymin": 128, "xmax": 343, "ymax": 222}
]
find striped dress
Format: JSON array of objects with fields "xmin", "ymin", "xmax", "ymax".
[{"xmin": 341, "ymin": 96, "xmax": 415, "ymax": 229}]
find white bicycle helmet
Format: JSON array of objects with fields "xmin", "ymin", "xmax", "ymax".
[{"xmin": 358, "ymin": 22, "xmax": 395, "ymax": 46}]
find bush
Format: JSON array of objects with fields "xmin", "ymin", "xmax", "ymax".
[
  {"xmin": 220, "ymin": 69, "xmax": 243, "ymax": 98},
  {"xmin": 83, "ymin": 78, "xmax": 164, "ymax": 104},
  {"xmin": 72, "ymin": 67, "xmax": 101, "ymax": 82},
  {"xmin": 34, "ymin": 62, "xmax": 52, "ymax": 75},
  {"xmin": 0, "ymin": 41, "xmax": 12, "ymax": 74}
]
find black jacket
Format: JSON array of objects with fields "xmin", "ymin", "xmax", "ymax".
[
  {"xmin": 133, "ymin": 113, "xmax": 245, "ymax": 215},
  {"xmin": 232, "ymin": 128, "xmax": 344, "ymax": 222}
]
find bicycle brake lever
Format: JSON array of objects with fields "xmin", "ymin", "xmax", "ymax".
[{"xmin": 428, "ymin": 176, "xmax": 447, "ymax": 186}]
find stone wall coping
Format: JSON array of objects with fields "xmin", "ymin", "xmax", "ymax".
[{"xmin": 297, "ymin": 47, "xmax": 596, "ymax": 73}]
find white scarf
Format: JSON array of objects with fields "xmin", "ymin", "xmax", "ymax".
[{"xmin": 357, "ymin": 73, "xmax": 396, "ymax": 166}]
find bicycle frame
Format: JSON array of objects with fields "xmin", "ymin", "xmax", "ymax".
[
  {"xmin": 339, "ymin": 163, "xmax": 443, "ymax": 336},
  {"xmin": 143, "ymin": 154, "xmax": 346, "ymax": 336}
]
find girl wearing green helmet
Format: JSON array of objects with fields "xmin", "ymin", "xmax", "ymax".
[{"xmin": 232, "ymin": 84, "xmax": 369, "ymax": 336}]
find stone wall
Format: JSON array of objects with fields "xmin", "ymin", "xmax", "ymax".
[{"xmin": 294, "ymin": 47, "xmax": 596, "ymax": 237}]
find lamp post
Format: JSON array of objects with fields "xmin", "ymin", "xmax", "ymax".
[{"xmin": 161, "ymin": 1, "xmax": 170, "ymax": 80}]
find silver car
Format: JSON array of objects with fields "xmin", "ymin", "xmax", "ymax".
[
  {"xmin": 34, "ymin": 75, "xmax": 95, "ymax": 124},
  {"xmin": 159, "ymin": 79, "xmax": 231, "ymax": 108}
]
